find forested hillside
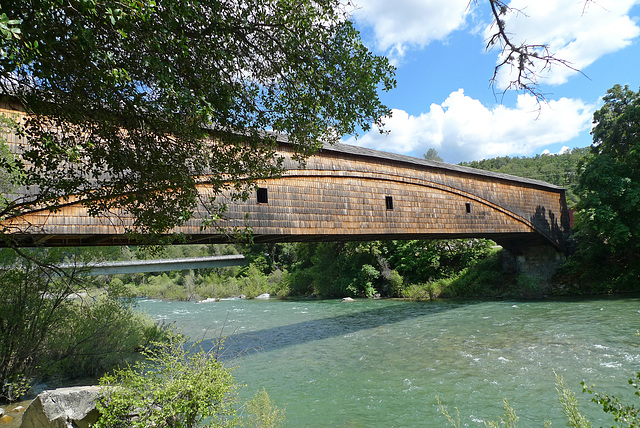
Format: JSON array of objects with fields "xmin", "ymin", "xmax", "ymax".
[{"xmin": 459, "ymin": 147, "xmax": 589, "ymax": 207}]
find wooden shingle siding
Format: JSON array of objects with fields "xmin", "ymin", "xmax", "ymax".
[{"xmin": 0, "ymin": 104, "xmax": 569, "ymax": 248}]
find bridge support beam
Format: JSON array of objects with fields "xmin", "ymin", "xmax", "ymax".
[{"xmin": 500, "ymin": 243, "xmax": 566, "ymax": 292}]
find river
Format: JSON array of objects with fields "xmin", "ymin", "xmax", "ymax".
[{"xmin": 137, "ymin": 296, "xmax": 639, "ymax": 427}]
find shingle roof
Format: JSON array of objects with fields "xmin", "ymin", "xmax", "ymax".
[
  {"xmin": 319, "ymin": 142, "xmax": 564, "ymax": 190},
  {"xmin": 244, "ymin": 128, "xmax": 563, "ymax": 191}
]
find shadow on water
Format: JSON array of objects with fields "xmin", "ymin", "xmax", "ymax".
[{"xmin": 198, "ymin": 299, "xmax": 481, "ymax": 360}]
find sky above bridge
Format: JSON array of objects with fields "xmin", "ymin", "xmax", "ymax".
[{"xmin": 342, "ymin": 0, "xmax": 640, "ymax": 164}]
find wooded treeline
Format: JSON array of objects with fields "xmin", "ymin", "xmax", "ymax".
[{"xmin": 94, "ymin": 238, "xmax": 503, "ymax": 301}]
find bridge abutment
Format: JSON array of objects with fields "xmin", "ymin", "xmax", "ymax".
[{"xmin": 500, "ymin": 244, "xmax": 566, "ymax": 293}]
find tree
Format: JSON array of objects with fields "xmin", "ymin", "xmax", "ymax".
[
  {"xmin": 423, "ymin": 148, "xmax": 443, "ymax": 162},
  {"xmin": 572, "ymin": 84, "xmax": 640, "ymax": 290},
  {"xmin": 0, "ymin": 0, "xmax": 396, "ymax": 238}
]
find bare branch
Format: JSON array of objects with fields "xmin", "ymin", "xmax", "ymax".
[{"xmin": 481, "ymin": 0, "xmax": 589, "ymax": 103}]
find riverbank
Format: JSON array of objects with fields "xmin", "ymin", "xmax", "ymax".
[{"xmin": 115, "ymin": 246, "xmax": 625, "ymax": 304}]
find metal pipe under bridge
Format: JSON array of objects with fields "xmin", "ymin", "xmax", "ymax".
[{"xmin": 59, "ymin": 254, "xmax": 246, "ymax": 275}]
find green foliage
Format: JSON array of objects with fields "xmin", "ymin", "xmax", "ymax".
[
  {"xmin": 103, "ymin": 239, "xmax": 501, "ymax": 301},
  {"xmin": 0, "ymin": 12, "xmax": 20, "ymax": 41},
  {"xmin": 0, "ymin": 247, "xmax": 166, "ymax": 402},
  {"xmin": 571, "ymin": 85, "xmax": 640, "ymax": 292},
  {"xmin": 125, "ymin": 261, "xmax": 289, "ymax": 301},
  {"xmin": 140, "ymin": 273, "xmax": 191, "ymax": 300},
  {"xmin": 1, "ymin": 0, "xmax": 394, "ymax": 238},
  {"xmin": 424, "ymin": 148, "xmax": 444, "ymax": 162},
  {"xmin": 242, "ymin": 387, "xmax": 286, "ymax": 428},
  {"xmin": 514, "ymin": 273, "xmax": 545, "ymax": 298},
  {"xmin": 97, "ymin": 335, "xmax": 239, "ymax": 428},
  {"xmin": 284, "ymin": 242, "xmax": 385, "ymax": 298},
  {"xmin": 401, "ymin": 282, "xmax": 441, "ymax": 301},
  {"xmin": 556, "ymin": 372, "xmax": 592, "ymax": 428},
  {"xmin": 0, "ymin": 248, "xmax": 79, "ymax": 401},
  {"xmin": 442, "ymin": 250, "xmax": 503, "ymax": 297},
  {"xmin": 384, "ymin": 239, "xmax": 494, "ymax": 285},
  {"xmin": 582, "ymin": 372, "xmax": 640, "ymax": 427},
  {"xmin": 43, "ymin": 294, "xmax": 167, "ymax": 379}
]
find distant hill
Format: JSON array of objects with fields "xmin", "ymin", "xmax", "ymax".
[{"xmin": 459, "ymin": 147, "xmax": 590, "ymax": 207}]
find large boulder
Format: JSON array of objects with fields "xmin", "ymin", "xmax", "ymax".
[{"xmin": 21, "ymin": 386, "xmax": 101, "ymax": 428}]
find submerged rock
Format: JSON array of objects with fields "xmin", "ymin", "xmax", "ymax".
[
  {"xmin": 341, "ymin": 297, "xmax": 355, "ymax": 302},
  {"xmin": 21, "ymin": 386, "xmax": 101, "ymax": 428},
  {"xmin": 197, "ymin": 297, "xmax": 219, "ymax": 303}
]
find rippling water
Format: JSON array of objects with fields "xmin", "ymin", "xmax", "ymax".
[{"xmin": 138, "ymin": 297, "xmax": 640, "ymax": 427}]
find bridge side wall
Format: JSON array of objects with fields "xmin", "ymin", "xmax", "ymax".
[
  {"xmin": 197, "ymin": 146, "xmax": 569, "ymax": 247},
  {"xmin": 1, "ymin": 141, "xmax": 570, "ymax": 247}
]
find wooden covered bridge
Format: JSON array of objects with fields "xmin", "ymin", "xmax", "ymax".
[{"xmin": 1, "ymin": 134, "xmax": 571, "ymax": 259}]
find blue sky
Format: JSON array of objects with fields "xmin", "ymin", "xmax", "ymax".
[{"xmin": 342, "ymin": 0, "xmax": 640, "ymax": 164}]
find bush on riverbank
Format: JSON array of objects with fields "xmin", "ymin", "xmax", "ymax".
[
  {"xmin": 42, "ymin": 293, "xmax": 168, "ymax": 380},
  {"xmin": 0, "ymin": 248, "xmax": 169, "ymax": 403},
  {"xmin": 96, "ymin": 335, "xmax": 285, "ymax": 428}
]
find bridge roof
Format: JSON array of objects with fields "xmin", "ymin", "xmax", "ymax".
[
  {"xmin": 318, "ymin": 142, "xmax": 565, "ymax": 191},
  {"xmin": 267, "ymin": 131, "xmax": 562, "ymax": 190}
]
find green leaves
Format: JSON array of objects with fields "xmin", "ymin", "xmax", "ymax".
[
  {"xmin": 0, "ymin": 12, "xmax": 20, "ymax": 40},
  {"xmin": 582, "ymin": 372, "xmax": 640, "ymax": 426},
  {"xmin": 97, "ymin": 335, "xmax": 239, "ymax": 428},
  {"xmin": 571, "ymin": 85, "xmax": 640, "ymax": 291},
  {"xmin": 0, "ymin": 0, "xmax": 394, "ymax": 239}
]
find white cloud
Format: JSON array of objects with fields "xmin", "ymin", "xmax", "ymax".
[
  {"xmin": 343, "ymin": 89, "xmax": 594, "ymax": 163},
  {"xmin": 352, "ymin": 0, "xmax": 470, "ymax": 60},
  {"xmin": 352, "ymin": 0, "xmax": 639, "ymax": 81},
  {"xmin": 489, "ymin": 0, "xmax": 640, "ymax": 87},
  {"xmin": 542, "ymin": 146, "xmax": 570, "ymax": 155}
]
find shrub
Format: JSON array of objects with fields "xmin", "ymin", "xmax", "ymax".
[
  {"xmin": 96, "ymin": 335, "xmax": 239, "ymax": 428},
  {"xmin": 43, "ymin": 294, "xmax": 168, "ymax": 380},
  {"xmin": 0, "ymin": 248, "xmax": 167, "ymax": 402},
  {"xmin": 440, "ymin": 250, "xmax": 503, "ymax": 298},
  {"xmin": 242, "ymin": 387, "xmax": 286, "ymax": 428},
  {"xmin": 401, "ymin": 282, "xmax": 440, "ymax": 301},
  {"xmin": 0, "ymin": 249, "xmax": 80, "ymax": 401},
  {"xmin": 238, "ymin": 264, "xmax": 269, "ymax": 298}
]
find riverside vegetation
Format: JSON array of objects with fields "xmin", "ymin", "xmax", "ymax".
[{"xmin": 0, "ymin": 246, "xmax": 285, "ymax": 426}]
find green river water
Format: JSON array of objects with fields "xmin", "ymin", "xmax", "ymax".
[{"xmin": 137, "ymin": 296, "xmax": 639, "ymax": 427}]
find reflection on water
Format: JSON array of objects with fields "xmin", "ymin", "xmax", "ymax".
[{"xmin": 138, "ymin": 297, "xmax": 640, "ymax": 427}]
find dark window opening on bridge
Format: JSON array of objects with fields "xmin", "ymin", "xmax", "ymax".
[
  {"xmin": 257, "ymin": 188, "xmax": 268, "ymax": 204},
  {"xmin": 465, "ymin": 202, "xmax": 471, "ymax": 213},
  {"xmin": 385, "ymin": 196, "xmax": 394, "ymax": 210}
]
